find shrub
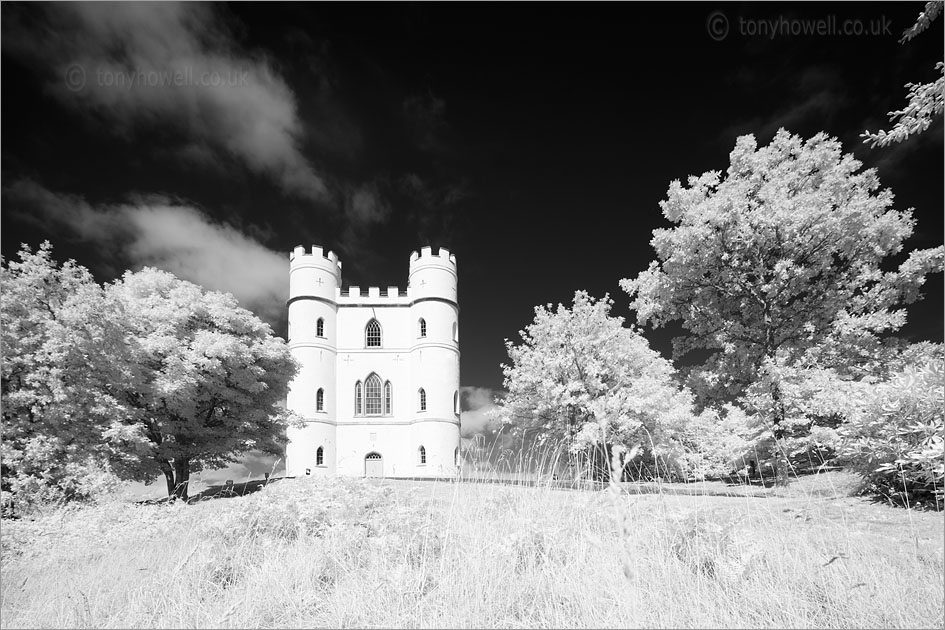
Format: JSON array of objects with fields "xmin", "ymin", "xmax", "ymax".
[
  {"xmin": 0, "ymin": 456, "xmax": 123, "ymax": 518},
  {"xmin": 670, "ymin": 404, "xmax": 755, "ymax": 480},
  {"xmin": 838, "ymin": 359, "xmax": 944, "ymax": 508}
]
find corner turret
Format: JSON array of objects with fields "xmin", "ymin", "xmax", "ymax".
[
  {"xmin": 289, "ymin": 245, "xmax": 342, "ymax": 303},
  {"xmin": 408, "ymin": 246, "xmax": 457, "ymax": 303}
]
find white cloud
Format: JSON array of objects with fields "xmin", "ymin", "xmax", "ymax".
[
  {"xmin": 5, "ymin": 3, "xmax": 327, "ymax": 201},
  {"xmin": 6, "ymin": 180, "xmax": 288, "ymax": 327},
  {"xmin": 459, "ymin": 386, "xmax": 502, "ymax": 438}
]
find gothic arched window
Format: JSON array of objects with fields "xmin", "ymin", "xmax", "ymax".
[
  {"xmin": 355, "ymin": 381, "xmax": 362, "ymax": 415},
  {"xmin": 384, "ymin": 381, "xmax": 392, "ymax": 415},
  {"xmin": 419, "ymin": 445, "xmax": 426, "ymax": 464},
  {"xmin": 419, "ymin": 318, "xmax": 427, "ymax": 337},
  {"xmin": 316, "ymin": 446, "xmax": 324, "ymax": 466},
  {"xmin": 365, "ymin": 373, "xmax": 383, "ymax": 415},
  {"xmin": 316, "ymin": 317, "xmax": 324, "ymax": 337},
  {"xmin": 418, "ymin": 388, "xmax": 427, "ymax": 412},
  {"xmin": 365, "ymin": 319, "xmax": 382, "ymax": 347},
  {"xmin": 454, "ymin": 390, "xmax": 459, "ymax": 415},
  {"xmin": 452, "ymin": 321, "xmax": 458, "ymax": 342},
  {"xmin": 316, "ymin": 388, "xmax": 324, "ymax": 412}
]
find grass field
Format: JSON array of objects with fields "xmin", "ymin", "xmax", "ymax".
[{"xmin": 2, "ymin": 471, "xmax": 942, "ymax": 628}]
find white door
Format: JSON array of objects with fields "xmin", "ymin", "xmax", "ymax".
[{"xmin": 365, "ymin": 453, "xmax": 383, "ymax": 477}]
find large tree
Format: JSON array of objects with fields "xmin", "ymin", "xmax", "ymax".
[
  {"xmin": 497, "ymin": 291, "xmax": 694, "ymax": 480},
  {"xmin": 107, "ymin": 268, "xmax": 299, "ymax": 500},
  {"xmin": 1, "ymin": 244, "xmax": 299, "ymax": 505},
  {"xmin": 621, "ymin": 129, "xmax": 943, "ymax": 482}
]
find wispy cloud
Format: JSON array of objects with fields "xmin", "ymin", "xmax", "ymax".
[
  {"xmin": 862, "ymin": 116, "xmax": 944, "ymax": 180},
  {"xmin": 720, "ymin": 65, "xmax": 851, "ymax": 145},
  {"xmin": 5, "ymin": 180, "xmax": 288, "ymax": 328},
  {"xmin": 403, "ymin": 91, "xmax": 449, "ymax": 153},
  {"xmin": 346, "ymin": 182, "xmax": 392, "ymax": 227},
  {"xmin": 3, "ymin": 3, "xmax": 327, "ymax": 202}
]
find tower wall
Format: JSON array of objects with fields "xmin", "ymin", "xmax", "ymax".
[
  {"xmin": 409, "ymin": 246, "xmax": 460, "ymax": 477},
  {"xmin": 286, "ymin": 246, "xmax": 341, "ymax": 476}
]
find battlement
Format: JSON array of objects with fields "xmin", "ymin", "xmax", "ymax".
[
  {"xmin": 338, "ymin": 286, "xmax": 410, "ymax": 301},
  {"xmin": 289, "ymin": 245, "xmax": 342, "ymax": 271},
  {"xmin": 409, "ymin": 246, "xmax": 456, "ymax": 267}
]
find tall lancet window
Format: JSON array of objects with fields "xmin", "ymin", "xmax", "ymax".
[
  {"xmin": 316, "ymin": 318, "xmax": 324, "ymax": 337},
  {"xmin": 384, "ymin": 381, "xmax": 392, "ymax": 415},
  {"xmin": 316, "ymin": 388, "xmax": 324, "ymax": 412},
  {"xmin": 365, "ymin": 373, "xmax": 383, "ymax": 415},
  {"xmin": 418, "ymin": 388, "xmax": 427, "ymax": 411},
  {"xmin": 365, "ymin": 319, "xmax": 382, "ymax": 347},
  {"xmin": 419, "ymin": 318, "xmax": 427, "ymax": 337},
  {"xmin": 355, "ymin": 381, "xmax": 362, "ymax": 415}
]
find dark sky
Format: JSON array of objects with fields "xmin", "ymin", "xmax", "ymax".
[{"xmin": 2, "ymin": 2, "xmax": 942, "ymax": 396}]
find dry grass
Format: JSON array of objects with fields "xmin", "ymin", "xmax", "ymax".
[{"xmin": 1, "ymin": 471, "xmax": 942, "ymax": 628}]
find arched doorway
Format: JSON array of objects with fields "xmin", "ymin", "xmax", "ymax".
[{"xmin": 364, "ymin": 452, "xmax": 383, "ymax": 477}]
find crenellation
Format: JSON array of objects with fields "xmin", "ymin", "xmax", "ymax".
[
  {"xmin": 290, "ymin": 244, "xmax": 343, "ymax": 271},
  {"xmin": 368, "ymin": 286, "xmax": 380, "ymax": 298},
  {"xmin": 410, "ymin": 245, "xmax": 457, "ymax": 267}
]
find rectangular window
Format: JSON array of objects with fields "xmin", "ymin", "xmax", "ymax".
[{"xmin": 366, "ymin": 320, "xmax": 381, "ymax": 347}]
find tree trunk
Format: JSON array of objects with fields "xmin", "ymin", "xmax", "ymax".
[
  {"xmin": 159, "ymin": 459, "xmax": 175, "ymax": 498},
  {"xmin": 590, "ymin": 443, "xmax": 611, "ymax": 483},
  {"xmin": 770, "ymin": 381, "xmax": 791, "ymax": 487},
  {"xmin": 173, "ymin": 457, "xmax": 190, "ymax": 501}
]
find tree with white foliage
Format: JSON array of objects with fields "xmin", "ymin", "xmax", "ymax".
[
  {"xmin": 107, "ymin": 268, "xmax": 299, "ymax": 500},
  {"xmin": 497, "ymin": 291, "xmax": 694, "ymax": 480},
  {"xmin": 2, "ymin": 243, "xmax": 300, "ymax": 507},
  {"xmin": 621, "ymin": 129, "xmax": 943, "ymax": 483},
  {"xmin": 1, "ymin": 243, "xmax": 148, "ymax": 512}
]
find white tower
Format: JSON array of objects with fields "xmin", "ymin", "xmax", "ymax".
[
  {"xmin": 286, "ymin": 245, "xmax": 341, "ymax": 477},
  {"xmin": 408, "ymin": 246, "xmax": 461, "ymax": 474},
  {"xmin": 285, "ymin": 245, "xmax": 460, "ymax": 478}
]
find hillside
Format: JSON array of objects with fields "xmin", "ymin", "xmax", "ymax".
[{"xmin": 2, "ymin": 473, "xmax": 942, "ymax": 628}]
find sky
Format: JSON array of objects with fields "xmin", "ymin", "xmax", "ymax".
[{"xmin": 2, "ymin": 2, "xmax": 943, "ymax": 438}]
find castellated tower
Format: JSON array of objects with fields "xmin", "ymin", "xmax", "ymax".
[{"xmin": 285, "ymin": 245, "xmax": 460, "ymax": 478}]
